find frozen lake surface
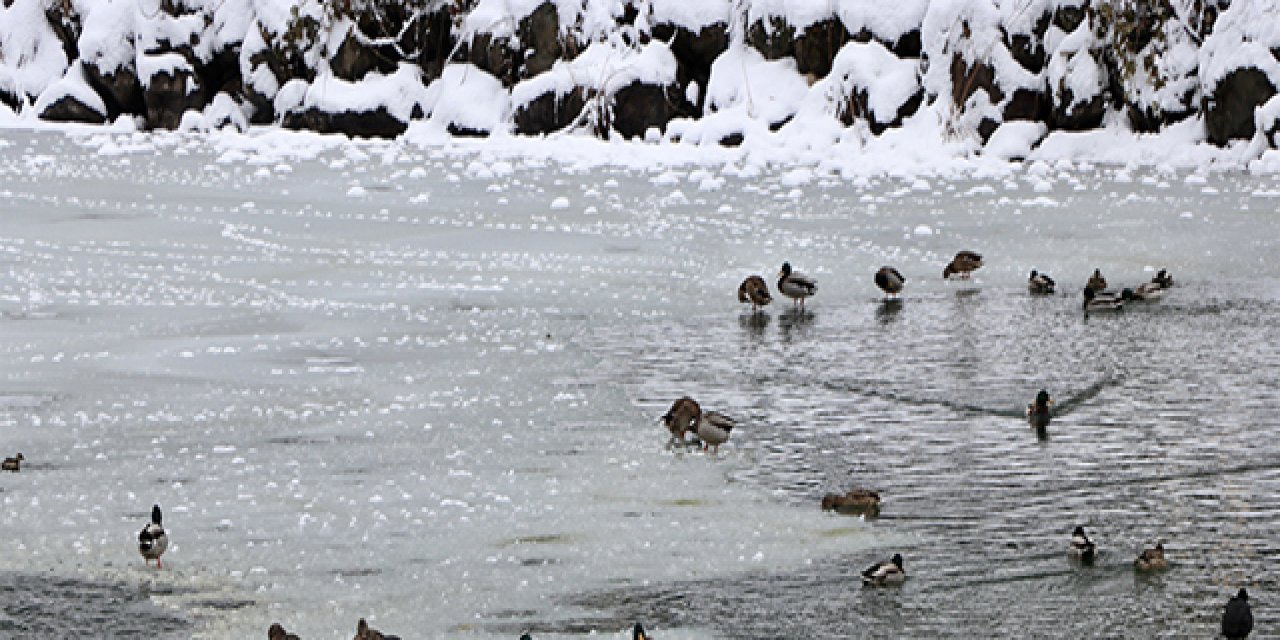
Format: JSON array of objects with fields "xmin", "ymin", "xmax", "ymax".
[{"xmin": 2, "ymin": 128, "xmax": 1280, "ymax": 638}]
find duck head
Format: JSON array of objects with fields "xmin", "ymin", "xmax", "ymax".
[{"xmin": 779, "ymin": 262, "xmax": 793, "ymax": 278}]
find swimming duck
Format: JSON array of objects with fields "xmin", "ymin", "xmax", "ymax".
[
  {"xmin": 1086, "ymin": 269, "xmax": 1107, "ymax": 292},
  {"xmin": 738, "ymin": 275, "xmax": 773, "ymax": 312},
  {"xmin": 942, "ymin": 251, "xmax": 983, "ymax": 279},
  {"xmin": 1027, "ymin": 390, "xmax": 1052, "ymax": 429},
  {"xmin": 1082, "ymin": 286, "xmax": 1123, "ymax": 312},
  {"xmin": 269, "ymin": 623, "xmax": 302, "ymax": 640},
  {"xmin": 1028, "ymin": 270, "xmax": 1056, "ymax": 294},
  {"xmin": 138, "ymin": 504, "xmax": 169, "ymax": 568},
  {"xmin": 777, "ymin": 262, "xmax": 817, "ymax": 310},
  {"xmin": 1068, "ymin": 525, "xmax": 1096, "ymax": 562},
  {"xmin": 694, "ymin": 410, "xmax": 736, "ymax": 454},
  {"xmin": 2, "ymin": 453, "xmax": 23, "ymax": 472},
  {"xmin": 661, "ymin": 397, "xmax": 701, "ymax": 445},
  {"xmin": 633, "ymin": 623, "xmax": 649, "ymax": 640},
  {"xmin": 862, "ymin": 553, "xmax": 906, "ymax": 585},
  {"xmin": 874, "ymin": 266, "xmax": 906, "ymax": 299},
  {"xmin": 1222, "ymin": 588, "xmax": 1253, "ymax": 639},
  {"xmin": 354, "ymin": 618, "xmax": 401, "ymax": 640},
  {"xmin": 1123, "ymin": 281, "xmax": 1164, "ymax": 302},
  {"xmin": 1152, "ymin": 268, "xmax": 1174, "ymax": 288},
  {"xmin": 821, "ymin": 489, "xmax": 881, "ymax": 515},
  {"xmin": 1134, "ymin": 541, "xmax": 1167, "ymax": 570}
]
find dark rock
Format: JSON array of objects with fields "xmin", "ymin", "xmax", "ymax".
[
  {"xmin": 891, "ymin": 29, "xmax": 922, "ymax": 58},
  {"xmin": 978, "ymin": 116, "xmax": 1000, "ymax": 143},
  {"xmin": 142, "ymin": 63, "xmax": 206, "ymax": 129},
  {"xmin": 518, "ymin": 2, "xmax": 563, "ymax": 79},
  {"xmin": 1051, "ymin": 91, "xmax": 1105, "ymax": 131},
  {"xmin": 609, "ymin": 80, "xmax": 691, "ymax": 139},
  {"xmin": 447, "ymin": 122, "xmax": 490, "ymax": 137},
  {"xmin": 44, "ymin": 3, "xmax": 82, "ymax": 66},
  {"xmin": 282, "ymin": 105, "xmax": 408, "ymax": 139},
  {"xmin": 1205, "ymin": 67, "xmax": 1277, "ymax": 145},
  {"xmin": 39, "ymin": 92, "xmax": 107, "ymax": 124},
  {"xmin": 651, "ymin": 21, "xmax": 728, "ymax": 113},
  {"xmin": 460, "ymin": 32, "xmax": 517, "ymax": 87},
  {"xmin": 1008, "ymin": 32, "xmax": 1046, "ymax": 73},
  {"xmin": 794, "ymin": 18, "xmax": 850, "ymax": 78},
  {"xmin": 82, "ymin": 62, "xmax": 144, "ymax": 118},
  {"xmin": 839, "ymin": 83, "xmax": 924, "ymax": 135},
  {"xmin": 330, "ymin": 26, "xmax": 382, "ymax": 81},
  {"xmin": 950, "ymin": 53, "xmax": 1004, "ymax": 105},
  {"xmin": 1003, "ymin": 87, "xmax": 1049, "ymax": 121},
  {"xmin": 1053, "ymin": 3, "xmax": 1088, "ymax": 33},
  {"xmin": 719, "ymin": 132, "xmax": 744, "ymax": 147},
  {"xmin": 400, "ymin": 7, "xmax": 454, "ymax": 81},
  {"xmin": 513, "ymin": 87, "xmax": 586, "ymax": 135},
  {"xmin": 747, "ymin": 16, "xmax": 796, "ymax": 60}
]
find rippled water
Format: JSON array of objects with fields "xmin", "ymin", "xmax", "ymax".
[
  {"xmin": 588, "ymin": 285, "xmax": 1280, "ymax": 637},
  {"xmin": 2, "ymin": 128, "xmax": 1279, "ymax": 637}
]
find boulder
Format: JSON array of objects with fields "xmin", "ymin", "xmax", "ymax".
[
  {"xmin": 513, "ymin": 87, "xmax": 586, "ymax": 135},
  {"xmin": 610, "ymin": 80, "xmax": 689, "ymax": 139},
  {"xmin": 1204, "ymin": 66, "xmax": 1277, "ymax": 145},
  {"xmin": 38, "ymin": 93, "xmax": 107, "ymax": 124},
  {"xmin": 140, "ymin": 54, "xmax": 206, "ymax": 130},
  {"xmin": 282, "ymin": 105, "xmax": 410, "ymax": 138},
  {"xmin": 518, "ymin": 2, "xmax": 563, "ymax": 79},
  {"xmin": 793, "ymin": 18, "xmax": 850, "ymax": 78},
  {"xmin": 650, "ymin": 21, "xmax": 728, "ymax": 113}
]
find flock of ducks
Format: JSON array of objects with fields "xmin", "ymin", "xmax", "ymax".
[
  {"xmin": 266, "ymin": 618, "xmax": 401, "ymax": 639},
  {"xmin": 724, "ymin": 256, "xmax": 1249, "ymax": 633}
]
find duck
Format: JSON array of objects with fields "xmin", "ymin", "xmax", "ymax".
[
  {"xmin": 2, "ymin": 452, "xmax": 23, "ymax": 472},
  {"xmin": 1123, "ymin": 281, "xmax": 1164, "ymax": 302},
  {"xmin": 1086, "ymin": 268, "xmax": 1107, "ymax": 293},
  {"xmin": 777, "ymin": 262, "xmax": 817, "ymax": 310},
  {"xmin": 821, "ymin": 489, "xmax": 881, "ymax": 515},
  {"xmin": 874, "ymin": 266, "xmax": 906, "ymax": 299},
  {"xmin": 1082, "ymin": 286, "xmax": 1123, "ymax": 312},
  {"xmin": 138, "ymin": 504, "xmax": 169, "ymax": 568},
  {"xmin": 354, "ymin": 618, "xmax": 401, "ymax": 640},
  {"xmin": 1152, "ymin": 268, "xmax": 1174, "ymax": 288},
  {"xmin": 269, "ymin": 623, "xmax": 302, "ymax": 640},
  {"xmin": 519, "ymin": 635, "xmax": 532, "ymax": 640},
  {"xmin": 1222, "ymin": 588, "xmax": 1253, "ymax": 639},
  {"xmin": 633, "ymin": 623, "xmax": 649, "ymax": 640},
  {"xmin": 1068, "ymin": 525, "xmax": 1096, "ymax": 562},
  {"xmin": 942, "ymin": 251, "xmax": 983, "ymax": 279},
  {"xmin": 694, "ymin": 410, "xmax": 736, "ymax": 454},
  {"xmin": 738, "ymin": 275, "xmax": 773, "ymax": 312},
  {"xmin": 661, "ymin": 397, "xmax": 701, "ymax": 445},
  {"xmin": 1028, "ymin": 270, "xmax": 1055, "ymax": 294},
  {"xmin": 862, "ymin": 553, "xmax": 906, "ymax": 585},
  {"xmin": 1134, "ymin": 541, "xmax": 1167, "ymax": 570},
  {"xmin": 1027, "ymin": 389, "xmax": 1052, "ymax": 430}
]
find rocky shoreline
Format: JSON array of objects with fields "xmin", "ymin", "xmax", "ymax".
[{"xmin": 3, "ymin": 0, "xmax": 1278, "ymax": 152}]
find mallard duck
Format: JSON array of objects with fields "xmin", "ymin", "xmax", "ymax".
[
  {"xmin": 1134, "ymin": 541, "xmax": 1167, "ymax": 570},
  {"xmin": 661, "ymin": 397, "xmax": 701, "ymax": 444},
  {"xmin": 1, "ymin": 452, "xmax": 23, "ymax": 472},
  {"xmin": 1068, "ymin": 525, "xmax": 1096, "ymax": 562},
  {"xmin": 1152, "ymin": 268, "xmax": 1174, "ymax": 288},
  {"xmin": 738, "ymin": 275, "xmax": 772, "ymax": 312},
  {"xmin": 821, "ymin": 489, "xmax": 881, "ymax": 514},
  {"xmin": 1027, "ymin": 389, "xmax": 1052, "ymax": 429},
  {"xmin": 694, "ymin": 410, "xmax": 736, "ymax": 454},
  {"xmin": 269, "ymin": 623, "xmax": 302, "ymax": 640},
  {"xmin": 1086, "ymin": 269, "xmax": 1107, "ymax": 292},
  {"xmin": 1123, "ymin": 281, "xmax": 1164, "ymax": 302},
  {"xmin": 354, "ymin": 618, "xmax": 401, "ymax": 640},
  {"xmin": 942, "ymin": 251, "xmax": 983, "ymax": 279},
  {"xmin": 777, "ymin": 262, "xmax": 817, "ymax": 310},
  {"xmin": 1222, "ymin": 588, "xmax": 1253, "ymax": 639},
  {"xmin": 138, "ymin": 504, "xmax": 169, "ymax": 568},
  {"xmin": 1028, "ymin": 270, "xmax": 1055, "ymax": 294},
  {"xmin": 874, "ymin": 266, "xmax": 906, "ymax": 298},
  {"xmin": 519, "ymin": 634, "xmax": 532, "ymax": 640},
  {"xmin": 862, "ymin": 553, "xmax": 906, "ymax": 585},
  {"xmin": 1082, "ymin": 286, "xmax": 1123, "ymax": 312},
  {"xmin": 633, "ymin": 623, "xmax": 649, "ymax": 640}
]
